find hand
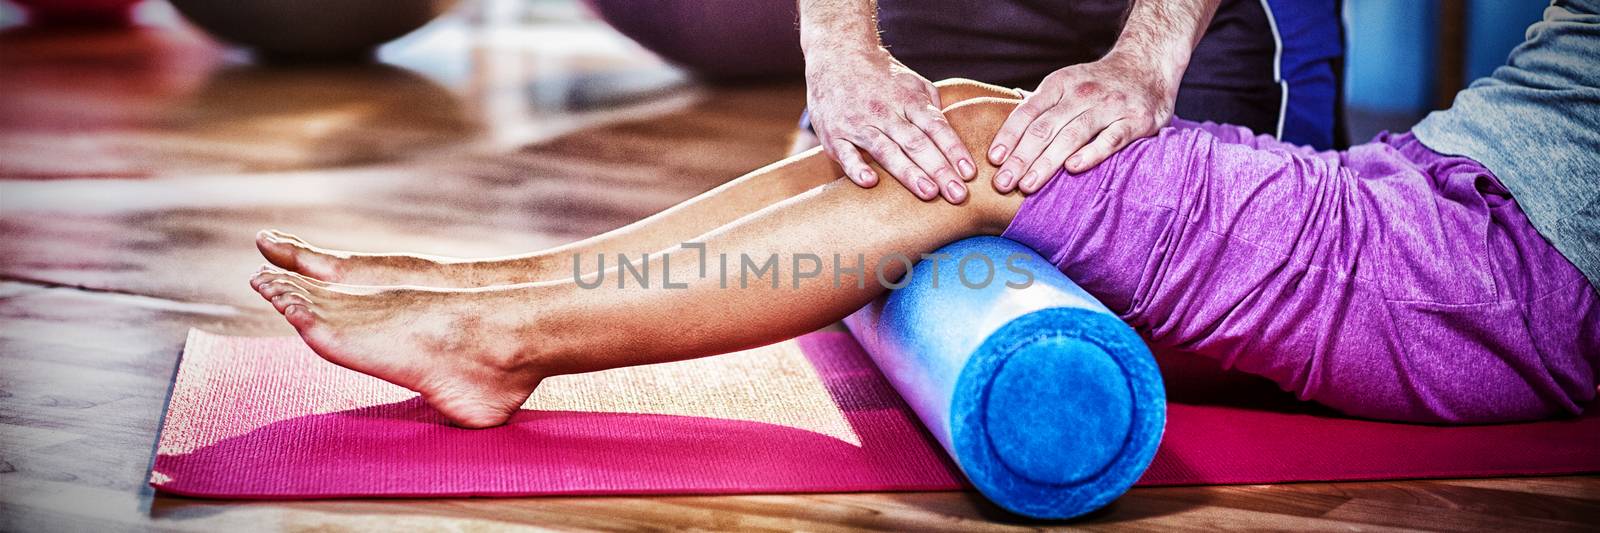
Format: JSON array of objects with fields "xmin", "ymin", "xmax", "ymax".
[
  {"xmin": 805, "ymin": 48, "xmax": 977, "ymax": 203},
  {"xmin": 987, "ymin": 51, "xmax": 1177, "ymax": 194}
]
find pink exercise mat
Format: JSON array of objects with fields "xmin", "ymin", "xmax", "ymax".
[{"xmin": 150, "ymin": 330, "xmax": 1600, "ymax": 499}]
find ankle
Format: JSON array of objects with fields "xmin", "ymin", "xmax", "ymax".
[{"xmin": 479, "ymin": 289, "xmax": 564, "ymax": 377}]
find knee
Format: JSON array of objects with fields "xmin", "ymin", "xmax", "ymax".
[
  {"xmin": 940, "ymin": 98, "xmax": 1025, "ymax": 232},
  {"xmin": 942, "ymin": 98, "xmax": 1015, "ymax": 167},
  {"xmin": 932, "ymin": 77, "xmax": 983, "ymax": 89},
  {"xmin": 933, "ymin": 78, "xmax": 1022, "ymax": 108}
]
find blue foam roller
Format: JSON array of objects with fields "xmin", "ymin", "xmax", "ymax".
[{"xmin": 844, "ymin": 236, "xmax": 1165, "ymax": 519}]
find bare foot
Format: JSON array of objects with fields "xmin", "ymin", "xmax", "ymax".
[
  {"xmin": 255, "ymin": 230, "xmax": 541, "ymax": 288},
  {"xmin": 249, "ymin": 266, "xmax": 545, "ymax": 428}
]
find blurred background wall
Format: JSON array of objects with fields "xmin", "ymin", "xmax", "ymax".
[
  {"xmin": 0, "ymin": 0, "xmax": 1556, "ymax": 145},
  {"xmin": 1343, "ymin": 0, "xmax": 1547, "ymax": 139}
]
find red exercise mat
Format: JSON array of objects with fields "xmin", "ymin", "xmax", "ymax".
[{"xmin": 150, "ymin": 330, "xmax": 1600, "ymax": 498}]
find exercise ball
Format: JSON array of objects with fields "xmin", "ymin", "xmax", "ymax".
[
  {"xmin": 9, "ymin": 0, "xmax": 144, "ymax": 26},
  {"xmin": 584, "ymin": 0, "xmax": 803, "ymax": 81},
  {"xmin": 167, "ymin": 0, "xmax": 457, "ymax": 61}
]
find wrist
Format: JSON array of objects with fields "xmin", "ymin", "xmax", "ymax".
[
  {"xmin": 804, "ymin": 43, "xmax": 888, "ymax": 77},
  {"xmin": 800, "ymin": 13, "xmax": 880, "ymax": 60},
  {"xmin": 1103, "ymin": 44, "xmax": 1186, "ymax": 96},
  {"xmin": 1108, "ymin": 0, "xmax": 1216, "ymax": 95}
]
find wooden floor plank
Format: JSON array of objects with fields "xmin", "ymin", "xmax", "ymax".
[
  {"xmin": 1322, "ymin": 496, "xmax": 1593, "ymax": 532},
  {"xmin": 1435, "ymin": 477, "xmax": 1600, "ymax": 501},
  {"xmin": 1312, "ymin": 480, "xmax": 1600, "ymax": 524}
]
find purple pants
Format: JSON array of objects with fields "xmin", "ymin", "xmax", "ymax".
[{"xmin": 1001, "ymin": 120, "xmax": 1600, "ymax": 424}]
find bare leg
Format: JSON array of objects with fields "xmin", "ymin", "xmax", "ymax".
[
  {"xmin": 257, "ymin": 79, "xmax": 1024, "ymax": 288},
  {"xmin": 249, "ymin": 99, "xmax": 1024, "ymax": 427},
  {"xmin": 255, "ymin": 150, "xmax": 840, "ymax": 287}
]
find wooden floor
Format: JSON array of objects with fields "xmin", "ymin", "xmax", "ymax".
[{"xmin": 2, "ymin": 3, "xmax": 1596, "ymax": 531}]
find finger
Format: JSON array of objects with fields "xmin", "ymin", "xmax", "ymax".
[
  {"xmin": 879, "ymin": 122, "xmax": 965, "ymax": 203},
  {"xmin": 1065, "ymin": 119, "xmax": 1137, "ymax": 174},
  {"xmin": 995, "ymin": 108, "xmax": 1075, "ymax": 193},
  {"xmin": 1017, "ymin": 131, "xmax": 1083, "ymax": 195},
  {"xmin": 988, "ymin": 89, "xmax": 1058, "ymax": 166},
  {"xmin": 924, "ymin": 80, "xmax": 945, "ymax": 108},
  {"xmin": 828, "ymin": 139, "xmax": 878, "ymax": 187},
  {"xmin": 861, "ymin": 131, "xmax": 940, "ymax": 200},
  {"xmin": 909, "ymin": 109, "xmax": 978, "ymax": 181},
  {"xmin": 1019, "ymin": 111, "xmax": 1106, "ymax": 193}
]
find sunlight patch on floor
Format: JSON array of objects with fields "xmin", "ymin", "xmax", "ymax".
[{"xmin": 528, "ymin": 339, "xmax": 862, "ymax": 446}]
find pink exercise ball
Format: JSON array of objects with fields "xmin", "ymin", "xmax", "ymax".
[{"xmin": 584, "ymin": 0, "xmax": 803, "ymax": 81}]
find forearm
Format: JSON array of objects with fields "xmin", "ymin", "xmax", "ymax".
[
  {"xmin": 798, "ymin": 0, "xmax": 881, "ymax": 60},
  {"xmin": 504, "ymin": 1, "xmax": 889, "ymax": 278},
  {"xmin": 985, "ymin": 0, "xmax": 1220, "ymax": 187},
  {"xmin": 1109, "ymin": 0, "xmax": 1220, "ymax": 91}
]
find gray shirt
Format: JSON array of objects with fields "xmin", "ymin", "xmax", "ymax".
[{"xmin": 1413, "ymin": 0, "xmax": 1600, "ymax": 292}]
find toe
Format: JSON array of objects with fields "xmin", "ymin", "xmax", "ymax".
[
  {"xmin": 256, "ymin": 265, "xmax": 333, "ymax": 290},
  {"xmin": 257, "ymin": 278, "xmax": 306, "ymax": 300},
  {"xmin": 265, "ymin": 229, "xmax": 307, "ymax": 246},
  {"xmin": 256, "ymin": 230, "xmax": 302, "ymax": 271},
  {"xmin": 283, "ymin": 303, "xmax": 318, "ymax": 331},
  {"xmin": 269, "ymin": 292, "xmax": 312, "ymax": 313},
  {"xmin": 283, "ymin": 269, "xmax": 334, "ymax": 288},
  {"xmin": 278, "ymin": 269, "xmax": 349, "ymax": 296},
  {"xmin": 249, "ymin": 265, "xmax": 283, "ymax": 290},
  {"xmin": 257, "ymin": 230, "xmax": 345, "ymax": 282}
]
